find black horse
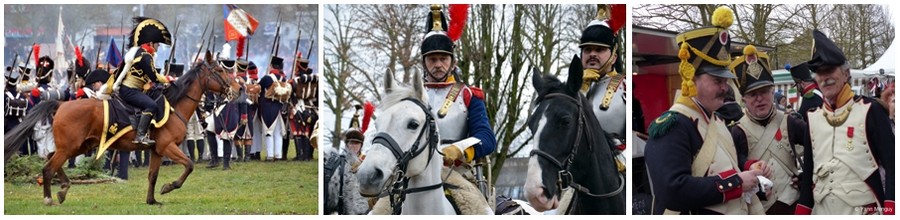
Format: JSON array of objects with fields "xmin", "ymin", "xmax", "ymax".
[{"xmin": 523, "ymin": 55, "xmax": 625, "ymax": 214}]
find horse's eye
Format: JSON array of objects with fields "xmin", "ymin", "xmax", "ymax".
[
  {"xmin": 560, "ymin": 115, "xmax": 573, "ymax": 126},
  {"xmin": 407, "ymin": 121, "xmax": 420, "ymax": 130}
]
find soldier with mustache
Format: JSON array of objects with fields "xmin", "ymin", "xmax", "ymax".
[
  {"xmin": 793, "ymin": 30, "xmax": 894, "ymax": 215},
  {"xmin": 644, "ymin": 6, "xmax": 771, "ymax": 215}
]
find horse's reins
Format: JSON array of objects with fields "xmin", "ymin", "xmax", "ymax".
[
  {"xmin": 324, "ymin": 152, "xmax": 347, "ymax": 214},
  {"xmin": 529, "ymin": 93, "xmax": 625, "ymax": 202},
  {"xmin": 370, "ymin": 97, "xmax": 442, "ymax": 215},
  {"xmin": 171, "ymin": 63, "xmax": 236, "ymax": 126}
]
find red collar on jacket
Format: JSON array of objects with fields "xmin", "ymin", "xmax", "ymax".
[{"xmin": 140, "ymin": 43, "xmax": 155, "ymax": 54}]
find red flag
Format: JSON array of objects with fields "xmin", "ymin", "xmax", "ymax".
[{"xmin": 223, "ymin": 4, "xmax": 259, "ymax": 41}]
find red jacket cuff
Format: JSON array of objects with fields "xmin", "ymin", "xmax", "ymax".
[
  {"xmin": 723, "ymin": 185, "xmax": 742, "ymax": 201},
  {"xmin": 886, "ymin": 200, "xmax": 895, "ymax": 215},
  {"xmin": 716, "ymin": 169, "xmax": 742, "ymax": 201},
  {"xmin": 718, "ymin": 169, "xmax": 737, "ymax": 179},
  {"xmin": 744, "ymin": 160, "xmax": 759, "ymax": 171},
  {"xmin": 795, "ymin": 204, "xmax": 812, "ymax": 215}
]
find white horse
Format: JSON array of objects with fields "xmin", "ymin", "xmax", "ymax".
[{"xmin": 355, "ymin": 72, "xmax": 457, "ymax": 215}]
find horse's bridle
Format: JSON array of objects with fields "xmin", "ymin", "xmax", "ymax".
[
  {"xmin": 324, "ymin": 152, "xmax": 347, "ymax": 214},
  {"xmin": 529, "ymin": 93, "xmax": 625, "ymax": 203},
  {"xmin": 370, "ymin": 97, "xmax": 441, "ymax": 215},
  {"xmin": 184, "ymin": 62, "xmax": 237, "ymax": 103}
]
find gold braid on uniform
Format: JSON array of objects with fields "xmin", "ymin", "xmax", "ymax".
[
  {"xmin": 582, "ymin": 69, "xmax": 600, "ymax": 92},
  {"xmin": 678, "ymin": 42, "xmax": 697, "ymax": 97}
]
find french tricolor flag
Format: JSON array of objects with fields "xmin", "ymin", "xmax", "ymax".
[{"xmin": 223, "ymin": 4, "xmax": 259, "ymax": 41}]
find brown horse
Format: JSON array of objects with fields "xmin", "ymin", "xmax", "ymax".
[{"xmin": 4, "ymin": 53, "xmax": 240, "ymax": 205}]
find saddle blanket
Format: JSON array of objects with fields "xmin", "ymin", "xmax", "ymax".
[{"xmin": 95, "ymin": 97, "xmax": 171, "ymax": 158}]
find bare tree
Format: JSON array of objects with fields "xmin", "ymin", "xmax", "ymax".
[
  {"xmin": 352, "ymin": 5, "xmax": 422, "ymax": 83},
  {"xmin": 324, "ymin": 5, "xmax": 365, "ymax": 148},
  {"xmin": 633, "ymin": 4, "xmax": 894, "ymax": 70}
]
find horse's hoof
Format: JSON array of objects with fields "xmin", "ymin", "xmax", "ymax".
[
  {"xmin": 57, "ymin": 191, "xmax": 67, "ymax": 204},
  {"xmin": 43, "ymin": 197, "xmax": 55, "ymax": 206},
  {"xmin": 161, "ymin": 183, "xmax": 174, "ymax": 194},
  {"xmin": 147, "ymin": 199, "xmax": 163, "ymax": 205}
]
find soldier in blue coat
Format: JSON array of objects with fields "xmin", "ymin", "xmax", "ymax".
[
  {"xmin": 644, "ymin": 7, "xmax": 771, "ymax": 215},
  {"xmin": 5, "ymin": 66, "xmax": 30, "ymax": 154},
  {"xmin": 788, "ymin": 62, "xmax": 822, "ymax": 122},
  {"xmin": 258, "ymin": 56, "xmax": 287, "ymax": 160}
]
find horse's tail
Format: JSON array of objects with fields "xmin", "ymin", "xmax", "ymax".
[{"xmin": 4, "ymin": 100, "xmax": 61, "ymax": 162}]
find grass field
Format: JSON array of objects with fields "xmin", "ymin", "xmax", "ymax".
[{"xmin": 4, "ymin": 156, "xmax": 319, "ymax": 215}]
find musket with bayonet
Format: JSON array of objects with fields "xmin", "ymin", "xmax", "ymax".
[
  {"xmin": 305, "ymin": 19, "xmax": 316, "ymax": 60},
  {"xmin": 290, "ymin": 25, "xmax": 302, "ymax": 76},
  {"xmin": 9, "ymin": 53, "xmax": 19, "ymax": 84},
  {"xmin": 95, "ymin": 39, "xmax": 103, "ymax": 70},
  {"xmin": 164, "ymin": 20, "xmax": 181, "ymax": 76},
  {"xmin": 20, "ymin": 44, "xmax": 35, "ymax": 84},
  {"xmin": 195, "ymin": 20, "xmax": 211, "ymax": 64},
  {"xmin": 266, "ymin": 10, "xmax": 283, "ymax": 71},
  {"xmin": 96, "ymin": 24, "xmax": 107, "ymax": 71},
  {"xmin": 207, "ymin": 20, "xmax": 217, "ymax": 57}
]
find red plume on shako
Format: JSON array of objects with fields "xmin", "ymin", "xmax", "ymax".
[{"xmin": 420, "ymin": 4, "xmax": 469, "ymax": 57}]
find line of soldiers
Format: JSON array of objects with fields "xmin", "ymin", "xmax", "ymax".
[
  {"xmin": 644, "ymin": 6, "xmax": 893, "ymax": 215},
  {"xmin": 199, "ymin": 50, "xmax": 319, "ymax": 171}
]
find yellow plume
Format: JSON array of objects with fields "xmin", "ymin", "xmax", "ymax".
[
  {"xmin": 711, "ymin": 6, "xmax": 734, "ymax": 29},
  {"xmin": 743, "ymin": 44, "xmax": 757, "ymax": 56}
]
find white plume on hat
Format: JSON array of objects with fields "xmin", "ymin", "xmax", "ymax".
[{"xmin": 220, "ymin": 43, "xmax": 232, "ymax": 60}]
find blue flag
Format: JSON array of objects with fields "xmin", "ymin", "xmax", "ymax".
[{"xmin": 106, "ymin": 37, "xmax": 123, "ymax": 67}]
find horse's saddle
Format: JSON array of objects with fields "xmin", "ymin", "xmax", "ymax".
[{"xmin": 94, "ymin": 94, "xmax": 171, "ymax": 158}]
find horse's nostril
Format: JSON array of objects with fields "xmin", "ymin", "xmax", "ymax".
[{"xmin": 373, "ymin": 168, "xmax": 384, "ymax": 180}]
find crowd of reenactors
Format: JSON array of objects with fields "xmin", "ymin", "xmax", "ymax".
[{"xmin": 642, "ymin": 6, "xmax": 894, "ymax": 215}]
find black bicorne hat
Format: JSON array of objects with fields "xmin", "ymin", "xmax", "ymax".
[
  {"xmin": 128, "ymin": 17, "xmax": 172, "ymax": 48},
  {"xmin": 808, "ymin": 29, "xmax": 847, "ymax": 73}
]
